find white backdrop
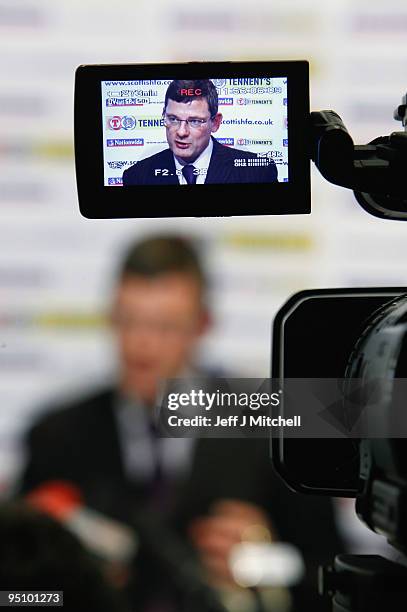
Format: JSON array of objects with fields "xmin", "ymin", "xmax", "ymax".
[{"xmin": 1, "ymin": 0, "xmax": 407, "ymax": 495}]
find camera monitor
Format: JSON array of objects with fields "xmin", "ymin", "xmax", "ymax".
[{"xmin": 74, "ymin": 61, "xmax": 310, "ymax": 218}]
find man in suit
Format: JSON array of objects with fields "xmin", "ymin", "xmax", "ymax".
[
  {"xmin": 122, "ymin": 79, "xmax": 278, "ymax": 186},
  {"xmin": 20, "ymin": 235, "xmax": 341, "ymax": 611}
]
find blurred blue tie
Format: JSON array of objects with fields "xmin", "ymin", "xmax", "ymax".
[{"xmin": 182, "ymin": 165, "xmax": 197, "ymax": 184}]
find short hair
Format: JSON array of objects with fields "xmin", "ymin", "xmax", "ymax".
[
  {"xmin": 164, "ymin": 79, "xmax": 218, "ymax": 118},
  {"xmin": 118, "ymin": 235, "xmax": 208, "ymax": 298}
]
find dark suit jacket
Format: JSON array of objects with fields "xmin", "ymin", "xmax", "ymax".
[
  {"xmin": 20, "ymin": 388, "xmax": 342, "ymax": 611},
  {"xmin": 122, "ymin": 137, "xmax": 278, "ymax": 185}
]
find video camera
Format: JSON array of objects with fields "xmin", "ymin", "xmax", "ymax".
[
  {"xmin": 74, "ymin": 60, "xmax": 407, "ymax": 609},
  {"xmin": 74, "ymin": 60, "xmax": 407, "ymax": 220},
  {"xmin": 272, "ymin": 288, "xmax": 407, "ymax": 610}
]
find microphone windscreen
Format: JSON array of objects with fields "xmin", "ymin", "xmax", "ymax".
[{"xmin": 26, "ymin": 481, "xmax": 83, "ymax": 520}]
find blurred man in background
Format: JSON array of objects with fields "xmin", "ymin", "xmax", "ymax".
[{"xmin": 19, "ymin": 235, "xmax": 342, "ymax": 611}]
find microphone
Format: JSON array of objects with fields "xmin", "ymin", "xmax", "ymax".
[
  {"xmin": 26, "ymin": 481, "xmax": 137, "ymax": 564},
  {"xmin": 26, "ymin": 482, "xmax": 228, "ymax": 611},
  {"xmin": 131, "ymin": 511, "xmax": 228, "ymax": 612}
]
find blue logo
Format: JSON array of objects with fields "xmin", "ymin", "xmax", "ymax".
[
  {"xmin": 106, "ymin": 115, "xmax": 137, "ymax": 130},
  {"xmin": 217, "ymin": 137, "xmax": 234, "ymax": 146},
  {"xmin": 108, "ymin": 177, "xmax": 123, "ymax": 185},
  {"xmin": 283, "ymin": 178, "xmax": 289, "ymax": 182},
  {"xmin": 283, "ymin": 139, "xmax": 288, "ymax": 147},
  {"xmin": 121, "ymin": 116, "xmax": 137, "ymax": 130},
  {"xmin": 107, "ymin": 160, "xmax": 137, "ymax": 170},
  {"xmin": 218, "ymin": 98, "xmax": 234, "ymax": 106},
  {"xmin": 106, "ymin": 98, "xmax": 144, "ymax": 107},
  {"xmin": 106, "ymin": 138, "xmax": 144, "ymax": 147},
  {"xmin": 283, "ymin": 98, "xmax": 288, "ymax": 106}
]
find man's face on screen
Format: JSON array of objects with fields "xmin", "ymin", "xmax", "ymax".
[
  {"xmin": 111, "ymin": 273, "xmax": 209, "ymax": 405},
  {"xmin": 164, "ymin": 98, "xmax": 222, "ymax": 164}
]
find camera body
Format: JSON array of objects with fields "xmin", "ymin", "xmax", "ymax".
[
  {"xmin": 74, "ymin": 60, "xmax": 407, "ymax": 608},
  {"xmin": 272, "ymin": 287, "xmax": 407, "ymax": 553}
]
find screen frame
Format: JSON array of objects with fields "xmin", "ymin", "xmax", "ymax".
[
  {"xmin": 271, "ymin": 287, "xmax": 407, "ymax": 496},
  {"xmin": 74, "ymin": 60, "xmax": 310, "ymax": 219}
]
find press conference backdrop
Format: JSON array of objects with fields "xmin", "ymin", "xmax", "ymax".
[{"xmin": 1, "ymin": 0, "xmax": 407, "ymax": 493}]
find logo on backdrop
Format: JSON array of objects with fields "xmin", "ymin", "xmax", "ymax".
[
  {"xmin": 216, "ymin": 138, "xmax": 234, "ymax": 146},
  {"xmin": 213, "ymin": 79, "xmax": 227, "ymax": 88},
  {"xmin": 106, "ymin": 138, "xmax": 144, "ymax": 147},
  {"xmin": 237, "ymin": 98, "xmax": 273, "ymax": 106},
  {"xmin": 107, "ymin": 116, "xmax": 137, "ymax": 130}
]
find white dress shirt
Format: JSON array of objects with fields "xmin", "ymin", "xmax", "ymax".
[{"xmin": 173, "ymin": 139, "xmax": 213, "ymax": 185}]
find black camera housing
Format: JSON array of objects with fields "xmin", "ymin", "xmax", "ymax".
[{"xmin": 271, "ymin": 287, "xmax": 407, "ymax": 496}]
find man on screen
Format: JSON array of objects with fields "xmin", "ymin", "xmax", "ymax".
[{"xmin": 122, "ymin": 79, "xmax": 278, "ymax": 185}]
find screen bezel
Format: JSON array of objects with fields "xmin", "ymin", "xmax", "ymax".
[
  {"xmin": 74, "ymin": 60, "xmax": 310, "ymax": 219},
  {"xmin": 271, "ymin": 287, "xmax": 406, "ymax": 496}
]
